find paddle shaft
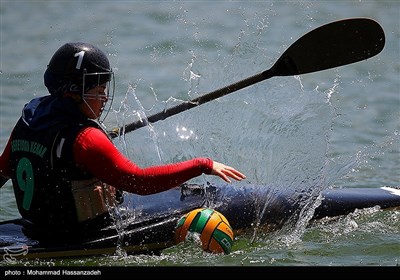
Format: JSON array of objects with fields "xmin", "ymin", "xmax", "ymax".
[{"xmin": 119, "ymin": 69, "xmax": 274, "ymax": 136}]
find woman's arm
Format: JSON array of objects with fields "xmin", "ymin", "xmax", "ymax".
[{"xmin": 73, "ymin": 127, "xmax": 245, "ymax": 195}]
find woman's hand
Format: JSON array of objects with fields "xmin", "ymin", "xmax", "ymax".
[{"xmin": 211, "ymin": 161, "xmax": 246, "ymax": 183}]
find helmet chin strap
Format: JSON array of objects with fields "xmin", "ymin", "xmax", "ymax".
[
  {"xmin": 82, "ymin": 93, "xmax": 104, "ymax": 122},
  {"xmin": 81, "ymin": 96, "xmax": 108, "ymax": 131},
  {"xmin": 85, "ymin": 100, "xmax": 97, "ymax": 118}
]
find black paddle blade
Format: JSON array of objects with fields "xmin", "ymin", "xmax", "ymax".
[{"xmin": 271, "ymin": 18, "xmax": 385, "ymax": 76}]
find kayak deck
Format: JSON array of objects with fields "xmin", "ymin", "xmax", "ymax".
[{"xmin": 1, "ymin": 184, "xmax": 399, "ymax": 260}]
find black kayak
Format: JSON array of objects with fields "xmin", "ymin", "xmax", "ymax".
[{"xmin": 1, "ymin": 183, "xmax": 399, "ymax": 261}]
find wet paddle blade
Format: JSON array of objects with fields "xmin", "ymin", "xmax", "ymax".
[{"xmin": 271, "ymin": 18, "xmax": 385, "ymax": 76}]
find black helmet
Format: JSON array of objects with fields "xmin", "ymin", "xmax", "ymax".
[{"xmin": 44, "ymin": 42, "xmax": 112, "ymax": 97}]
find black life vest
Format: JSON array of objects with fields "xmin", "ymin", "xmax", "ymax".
[{"xmin": 9, "ymin": 117, "xmax": 106, "ymax": 229}]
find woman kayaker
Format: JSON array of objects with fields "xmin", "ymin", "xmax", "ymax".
[{"xmin": 0, "ymin": 42, "xmax": 246, "ymax": 239}]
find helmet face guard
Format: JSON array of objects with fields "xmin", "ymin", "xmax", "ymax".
[{"xmin": 82, "ymin": 71, "xmax": 115, "ymax": 123}]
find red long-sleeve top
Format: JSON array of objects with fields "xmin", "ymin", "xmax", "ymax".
[{"xmin": 0, "ymin": 127, "xmax": 213, "ymax": 195}]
